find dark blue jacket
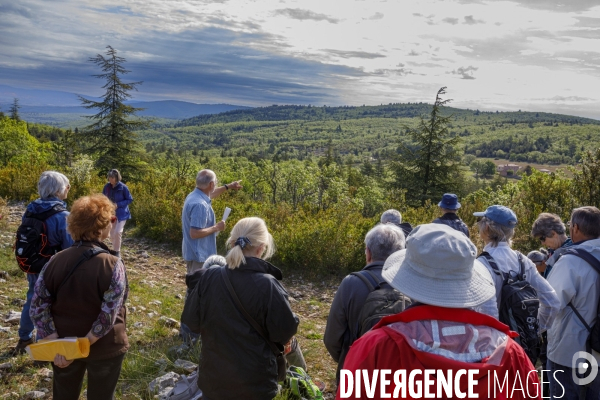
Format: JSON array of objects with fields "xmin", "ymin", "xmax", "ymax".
[
  {"xmin": 432, "ymin": 213, "xmax": 470, "ymax": 238},
  {"xmin": 23, "ymin": 198, "xmax": 73, "ymax": 250},
  {"xmin": 103, "ymin": 182, "xmax": 133, "ymax": 221}
]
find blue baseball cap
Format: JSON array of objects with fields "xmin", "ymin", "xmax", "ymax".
[
  {"xmin": 438, "ymin": 193, "xmax": 461, "ymax": 210},
  {"xmin": 473, "ymin": 205, "xmax": 518, "ymax": 227}
]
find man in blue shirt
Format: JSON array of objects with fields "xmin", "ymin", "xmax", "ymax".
[
  {"xmin": 182, "ymin": 169, "xmax": 242, "ymax": 273},
  {"xmin": 180, "ymin": 169, "xmax": 241, "ymax": 342}
]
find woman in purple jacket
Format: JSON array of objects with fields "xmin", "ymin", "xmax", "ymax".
[{"xmin": 102, "ymin": 169, "xmax": 133, "ymax": 256}]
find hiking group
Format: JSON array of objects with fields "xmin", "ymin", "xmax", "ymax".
[{"xmin": 8, "ymin": 168, "xmax": 600, "ymax": 400}]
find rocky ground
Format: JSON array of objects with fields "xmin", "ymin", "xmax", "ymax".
[{"xmin": 0, "ymin": 202, "xmax": 340, "ymax": 399}]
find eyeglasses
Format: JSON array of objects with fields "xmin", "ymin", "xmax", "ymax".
[
  {"xmin": 110, "ymin": 216, "xmax": 117, "ymax": 223},
  {"xmin": 539, "ymin": 236, "xmax": 546, "ymax": 242}
]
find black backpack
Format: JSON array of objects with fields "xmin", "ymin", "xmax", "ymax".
[
  {"xmin": 562, "ymin": 248, "xmax": 600, "ymax": 353},
  {"xmin": 350, "ymin": 269, "xmax": 411, "ymax": 337},
  {"xmin": 15, "ymin": 204, "xmax": 67, "ymax": 274},
  {"xmin": 479, "ymin": 251, "xmax": 540, "ymax": 364}
]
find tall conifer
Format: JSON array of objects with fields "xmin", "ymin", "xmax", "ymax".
[
  {"xmin": 79, "ymin": 46, "xmax": 148, "ymax": 175},
  {"xmin": 393, "ymin": 87, "xmax": 461, "ymax": 205}
]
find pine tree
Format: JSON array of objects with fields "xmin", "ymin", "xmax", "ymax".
[
  {"xmin": 79, "ymin": 46, "xmax": 148, "ymax": 175},
  {"xmin": 392, "ymin": 87, "xmax": 461, "ymax": 205},
  {"xmin": 9, "ymin": 98, "xmax": 20, "ymax": 121}
]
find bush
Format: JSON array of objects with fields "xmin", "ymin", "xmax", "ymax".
[{"xmin": 0, "ymin": 156, "xmax": 50, "ymax": 200}]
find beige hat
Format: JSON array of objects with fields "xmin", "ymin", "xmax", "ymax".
[{"xmin": 382, "ymin": 223, "xmax": 495, "ymax": 308}]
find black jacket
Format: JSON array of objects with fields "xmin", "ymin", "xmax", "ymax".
[
  {"xmin": 323, "ymin": 261, "xmax": 385, "ymax": 380},
  {"xmin": 181, "ymin": 257, "xmax": 299, "ymax": 400},
  {"xmin": 432, "ymin": 213, "xmax": 470, "ymax": 238}
]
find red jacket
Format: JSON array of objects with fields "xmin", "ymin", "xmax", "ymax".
[{"xmin": 337, "ymin": 305, "xmax": 540, "ymax": 399}]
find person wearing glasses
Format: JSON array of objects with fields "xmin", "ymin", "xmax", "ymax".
[
  {"xmin": 30, "ymin": 194, "xmax": 128, "ymax": 400},
  {"xmin": 546, "ymin": 207, "xmax": 600, "ymax": 399},
  {"xmin": 102, "ymin": 169, "xmax": 133, "ymax": 257},
  {"xmin": 11, "ymin": 171, "xmax": 74, "ymax": 356},
  {"xmin": 531, "ymin": 212, "xmax": 573, "ymax": 278}
]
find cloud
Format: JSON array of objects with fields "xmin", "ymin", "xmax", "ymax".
[
  {"xmin": 450, "ymin": 66, "xmax": 478, "ymax": 79},
  {"xmin": 458, "ymin": 0, "xmax": 596, "ymax": 12},
  {"xmin": 324, "ymin": 49, "xmax": 386, "ymax": 59},
  {"xmin": 575, "ymin": 17, "xmax": 600, "ymax": 28},
  {"xmin": 407, "ymin": 61, "xmax": 445, "ymax": 68},
  {"xmin": 442, "ymin": 18, "xmax": 459, "ymax": 25},
  {"xmin": 273, "ymin": 8, "xmax": 340, "ymax": 24},
  {"xmin": 463, "ymin": 15, "xmax": 484, "ymax": 25},
  {"xmin": 0, "ymin": 24, "xmax": 366, "ymax": 106},
  {"xmin": 548, "ymin": 95, "xmax": 593, "ymax": 102},
  {"xmin": 367, "ymin": 12, "xmax": 384, "ymax": 20},
  {"xmin": 99, "ymin": 6, "xmax": 143, "ymax": 17},
  {"xmin": 370, "ymin": 68, "xmax": 414, "ymax": 76},
  {"xmin": 0, "ymin": 3, "xmax": 32, "ymax": 18}
]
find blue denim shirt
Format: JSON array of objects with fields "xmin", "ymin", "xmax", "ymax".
[
  {"xmin": 102, "ymin": 182, "xmax": 133, "ymax": 221},
  {"xmin": 24, "ymin": 197, "xmax": 73, "ymax": 250},
  {"xmin": 182, "ymin": 188, "xmax": 216, "ymax": 262}
]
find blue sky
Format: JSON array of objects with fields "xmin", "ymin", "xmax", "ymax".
[{"xmin": 1, "ymin": 0, "xmax": 599, "ymax": 118}]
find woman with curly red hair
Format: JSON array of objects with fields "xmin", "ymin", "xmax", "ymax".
[{"xmin": 30, "ymin": 193, "xmax": 128, "ymax": 400}]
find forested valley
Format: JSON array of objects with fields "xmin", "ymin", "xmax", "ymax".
[{"xmin": 2, "ymin": 92, "xmax": 600, "ymax": 275}]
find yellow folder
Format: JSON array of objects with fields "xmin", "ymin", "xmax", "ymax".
[{"xmin": 25, "ymin": 337, "xmax": 90, "ymax": 361}]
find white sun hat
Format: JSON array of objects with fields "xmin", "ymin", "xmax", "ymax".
[{"xmin": 382, "ymin": 223, "xmax": 495, "ymax": 308}]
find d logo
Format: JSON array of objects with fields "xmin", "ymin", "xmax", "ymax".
[{"xmin": 572, "ymin": 351, "xmax": 599, "ymax": 385}]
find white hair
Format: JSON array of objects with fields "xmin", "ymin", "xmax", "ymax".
[
  {"xmin": 225, "ymin": 217, "xmax": 275, "ymax": 269},
  {"xmin": 380, "ymin": 209, "xmax": 402, "ymax": 225},
  {"xmin": 37, "ymin": 171, "xmax": 70, "ymax": 199},
  {"xmin": 365, "ymin": 223, "xmax": 406, "ymax": 261},
  {"xmin": 203, "ymin": 255, "xmax": 227, "ymax": 269},
  {"xmin": 196, "ymin": 169, "xmax": 216, "ymax": 189},
  {"xmin": 478, "ymin": 217, "xmax": 515, "ymax": 247}
]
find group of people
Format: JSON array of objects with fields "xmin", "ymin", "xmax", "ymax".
[
  {"xmin": 9, "ymin": 167, "xmax": 600, "ymax": 400},
  {"xmin": 12, "ymin": 170, "xmax": 132, "ymax": 400},
  {"xmin": 325, "ymin": 194, "xmax": 600, "ymax": 400}
]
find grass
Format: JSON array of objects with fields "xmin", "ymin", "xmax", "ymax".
[{"xmin": 0, "ymin": 200, "xmax": 338, "ymax": 399}]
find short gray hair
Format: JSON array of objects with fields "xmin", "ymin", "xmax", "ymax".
[
  {"xmin": 38, "ymin": 171, "xmax": 70, "ymax": 199},
  {"xmin": 527, "ymin": 249, "xmax": 549, "ymax": 264},
  {"xmin": 531, "ymin": 213, "xmax": 565, "ymax": 239},
  {"xmin": 380, "ymin": 209, "xmax": 402, "ymax": 225},
  {"xmin": 196, "ymin": 169, "xmax": 216, "ymax": 189},
  {"xmin": 203, "ymin": 255, "xmax": 227, "ymax": 269},
  {"xmin": 478, "ymin": 216, "xmax": 514, "ymax": 247},
  {"xmin": 571, "ymin": 206, "xmax": 600, "ymax": 238},
  {"xmin": 365, "ymin": 223, "xmax": 406, "ymax": 261}
]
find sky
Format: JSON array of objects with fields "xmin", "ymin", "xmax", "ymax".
[{"xmin": 1, "ymin": 0, "xmax": 599, "ymax": 118}]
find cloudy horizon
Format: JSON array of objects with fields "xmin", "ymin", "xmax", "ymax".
[{"xmin": 1, "ymin": 0, "xmax": 599, "ymax": 119}]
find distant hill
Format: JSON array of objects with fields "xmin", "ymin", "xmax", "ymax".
[
  {"xmin": 0, "ymin": 84, "xmax": 251, "ymax": 125},
  {"xmin": 176, "ymin": 103, "xmax": 600, "ymax": 127},
  {"xmin": 140, "ymin": 103, "xmax": 600, "ymax": 167},
  {"xmin": 6, "ymin": 101, "xmax": 251, "ymax": 120},
  {"xmin": 0, "ymin": 84, "xmax": 83, "ymax": 106}
]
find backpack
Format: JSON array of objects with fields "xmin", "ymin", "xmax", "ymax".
[
  {"xmin": 350, "ymin": 269, "xmax": 411, "ymax": 338},
  {"xmin": 283, "ymin": 366, "xmax": 324, "ymax": 400},
  {"xmin": 479, "ymin": 251, "xmax": 540, "ymax": 364},
  {"xmin": 561, "ymin": 248, "xmax": 600, "ymax": 353},
  {"xmin": 15, "ymin": 204, "xmax": 67, "ymax": 274}
]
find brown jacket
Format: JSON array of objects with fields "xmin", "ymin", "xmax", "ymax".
[{"xmin": 42, "ymin": 241, "xmax": 128, "ymax": 360}]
